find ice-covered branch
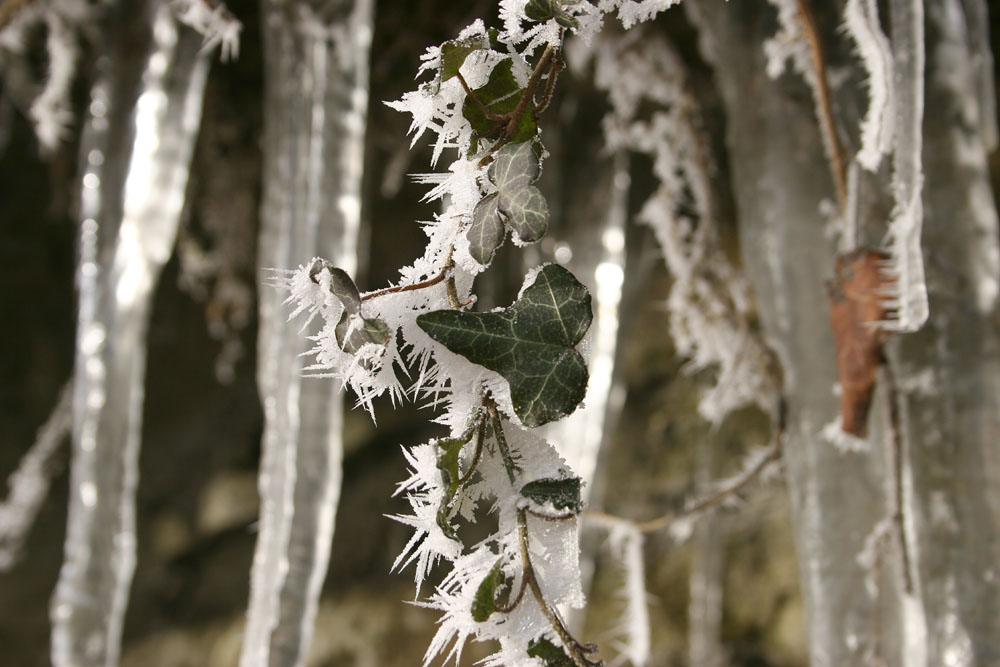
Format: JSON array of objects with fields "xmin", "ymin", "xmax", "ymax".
[{"xmin": 844, "ymin": 0, "xmax": 895, "ymax": 171}]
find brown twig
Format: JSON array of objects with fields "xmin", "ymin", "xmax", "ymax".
[
  {"xmin": 796, "ymin": 0, "xmax": 848, "ymax": 214},
  {"xmin": 533, "ymin": 44, "xmax": 564, "ymax": 117}
]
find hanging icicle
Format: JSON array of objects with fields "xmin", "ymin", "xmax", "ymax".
[
  {"xmin": 49, "ymin": 5, "xmax": 212, "ymax": 666},
  {"xmin": 240, "ymin": 2, "xmax": 373, "ymax": 666},
  {"xmin": 884, "ymin": 0, "xmax": 928, "ymax": 332}
]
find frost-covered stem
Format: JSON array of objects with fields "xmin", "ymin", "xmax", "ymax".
[
  {"xmin": 0, "ymin": 378, "xmax": 72, "ymax": 570},
  {"xmin": 455, "ymin": 416, "xmax": 488, "ymax": 488},
  {"xmin": 242, "ymin": 1, "xmax": 372, "ymax": 666},
  {"xmin": 880, "ymin": 362, "xmax": 912, "ymax": 594},
  {"xmin": 795, "ymin": 0, "xmax": 847, "ymax": 212},
  {"xmin": 517, "ymin": 509, "xmax": 593, "ymax": 667},
  {"xmin": 505, "ymin": 43, "xmax": 555, "ymax": 139},
  {"xmin": 51, "ymin": 6, "xmax": 210, "ymax": 666},
  {"xmin": 487, "ymin": 401, "xmax": 517, "ymax": 485}
]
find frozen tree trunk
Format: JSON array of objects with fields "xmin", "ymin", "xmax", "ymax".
[
  {"xmin": 691, "ymin": 0, "xmax": 1000, "ymax": 664},
  {"xmin": 889, "ymin": 1, "xmax": 1000, "ymax": 662},
  {"xmin": 687, "ymin": 2, "xmax": 897, "ymax": 665},
  {"xmin": 50, "ymin": 6, "xmax": 210, "ymax": 667},
  {"xmin": 240, "ymin": 2, "xmax": 372, "ymax": 666}
]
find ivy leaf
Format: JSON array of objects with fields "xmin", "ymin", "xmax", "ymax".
[
  {"xmin": 438, "ymin": 28, "xmax": 500, "ymax": 83},
  {"xmin": 500, "ymin": 184, "xmax": 548, "ymax": 243},
  {"xmin": 416, "ymin": 264, "xmax": 592, "ymax": 427},
  {"xmin": 308, "ymin": 260, "xmax": 362, "ymax": 315},
  {"xmin": 472, "ymin": 559, "xmax": 507, "ymax": 622},
  {"xmin": 467, "ymin": 142, "xmax": 549, "ymax": 266},
  {"xmin": 462, "ymin": 59, "xmax": 537, "ymax": 147},
  {"xmin": 527, "ymin": 637, "xmax": 601, "ymax": 667},
  {"xmin": 520, "ymin": 477, "xmax": 583, "ymax": 514},
  {"xmin": 468, "ymin": 194, "xmax": 505, "ymax": 265}
]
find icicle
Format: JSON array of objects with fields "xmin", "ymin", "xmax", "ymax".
[
  {"xmin": 50, "ymin": 6, "xmax": 210, "ymax": 667},
  {"xmin": 542, "ymin": 150, "xmax": 629, "ymax": 497},
  {"xmin": 604, "ymin": 523, "xmax": 650, "ymax": 666},
  {"xmin": 959, "ymin": 0, "xmax": 998, "ymax": 150},
  {"xmin": 884, "ymin": 0, "xmax": 928, "ymax": 331},
  {"xmin": 240, "ymin": 2, "xmax": 372, "ymax": 666},
  {"xmin": 0, "ymin": 379, "xmax": 72, "ymax": 570},
  {"xmin": 687, "ymin": 442, "xmax": 726, "ymax": 667}
]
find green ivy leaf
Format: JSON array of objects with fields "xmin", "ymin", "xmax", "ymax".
[
  {"xmin": 416, "ymin": 264, "xmax": 592, "ymax": 427},
  {"xmin": 520, "ymin": 477, "xmax": 583, "ymax": 514},
  {"xmin": 468, "ymin": 142, "xmax": 549, "ymax": 265},
  {"xmin": 526, "ymin": 637, "xmax": 575, "ymax": 667},
  {"xmin": 472, "ymin": 559, "xmax": 506, "ymax": 622},
  {"xmin": 468, "ymin": 194, "xmax": 505, "ymax": 265},
  {"xmin": 500, "ymin": 184, "xmax": 548, "ymax": 242},
  {"xmin": 438, "ymin": 28, "xmax": 501, "ymax": 83},
  {"xmin": 461, "ymin": 59, "xmax": 537, "ymax": 147}
]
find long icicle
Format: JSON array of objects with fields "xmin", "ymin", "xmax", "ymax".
[
  {"xmin": 240, "ymin": 1, "xmax": 373, "ymax": 665},
  {"xmin": 50, "ymin": 6, "xmax": 211, "ymax": 667}
]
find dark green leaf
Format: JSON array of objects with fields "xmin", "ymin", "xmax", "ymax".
[
  {"xmin": 461, "ymin": 59, "xmax": 537, "ymax": 146},
  {"xmin": 526, "ymin": 637, "xmax": 575, "ymax": 667},
  {"xmin": 416, "ymin": 264, "xmax": 592, "ymax": 427},
  {"xmin": 527, "ymin": 637, "xmax": 601, "ymax": 667},
  {"xmin": 499, "ymin": 184, "xmax": 548, "ymax": 242},
  {"xmin": 472, "ymin": 559, "xmax": 506, "ymax": 622},
  {"xmin": 524, "ymin": 0, "xmax": 580, "ymax": 30},
  {"xmin": 469, "ymin": 194, "xmax": 505, "ymax": 266},
  {"xmin": 520, "ymin": 477, "xmax": 583, "ymax": 513}
]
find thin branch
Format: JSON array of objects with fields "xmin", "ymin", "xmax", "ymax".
[
  {"xmin": 486, "ymin": 400, "xmax": 517, "ymax": 485},
  {"xmin": 361, "ymin": 259, "xmax": 452, "ymax": 302},
  {"xmin": 518, "ymin": 509, "xmax": 598, "ymax": 667},
  {"xmin": 454, "ymin": 414, "xmax": 488, "ymax": 488},
  {"xmin": 533, "ymin": 43, "xmax": 564, "ymax": 117},
  {"xmin": 457, "ymin": 70, "xmax": 508, "ymax": 123},
  {"xmin": 586, "ymin": 395, "xmax": 787, "ymax": 536},
  {"xmin": 796, "ymin": 0, "xmax": 848, "ymax": 213}
]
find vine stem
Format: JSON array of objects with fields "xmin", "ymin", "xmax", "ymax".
[
  {"xmin": 796, "ymin": 0, "xmax": 848, "ymax": 214},
  {"xmin": 485, "ymin": 398, "xmax": 596, "ymax": 666}
]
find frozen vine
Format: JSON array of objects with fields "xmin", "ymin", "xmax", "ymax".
[{"xmin": 273, "ymin": 3, "xmax": 716, "ymax": 664}]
